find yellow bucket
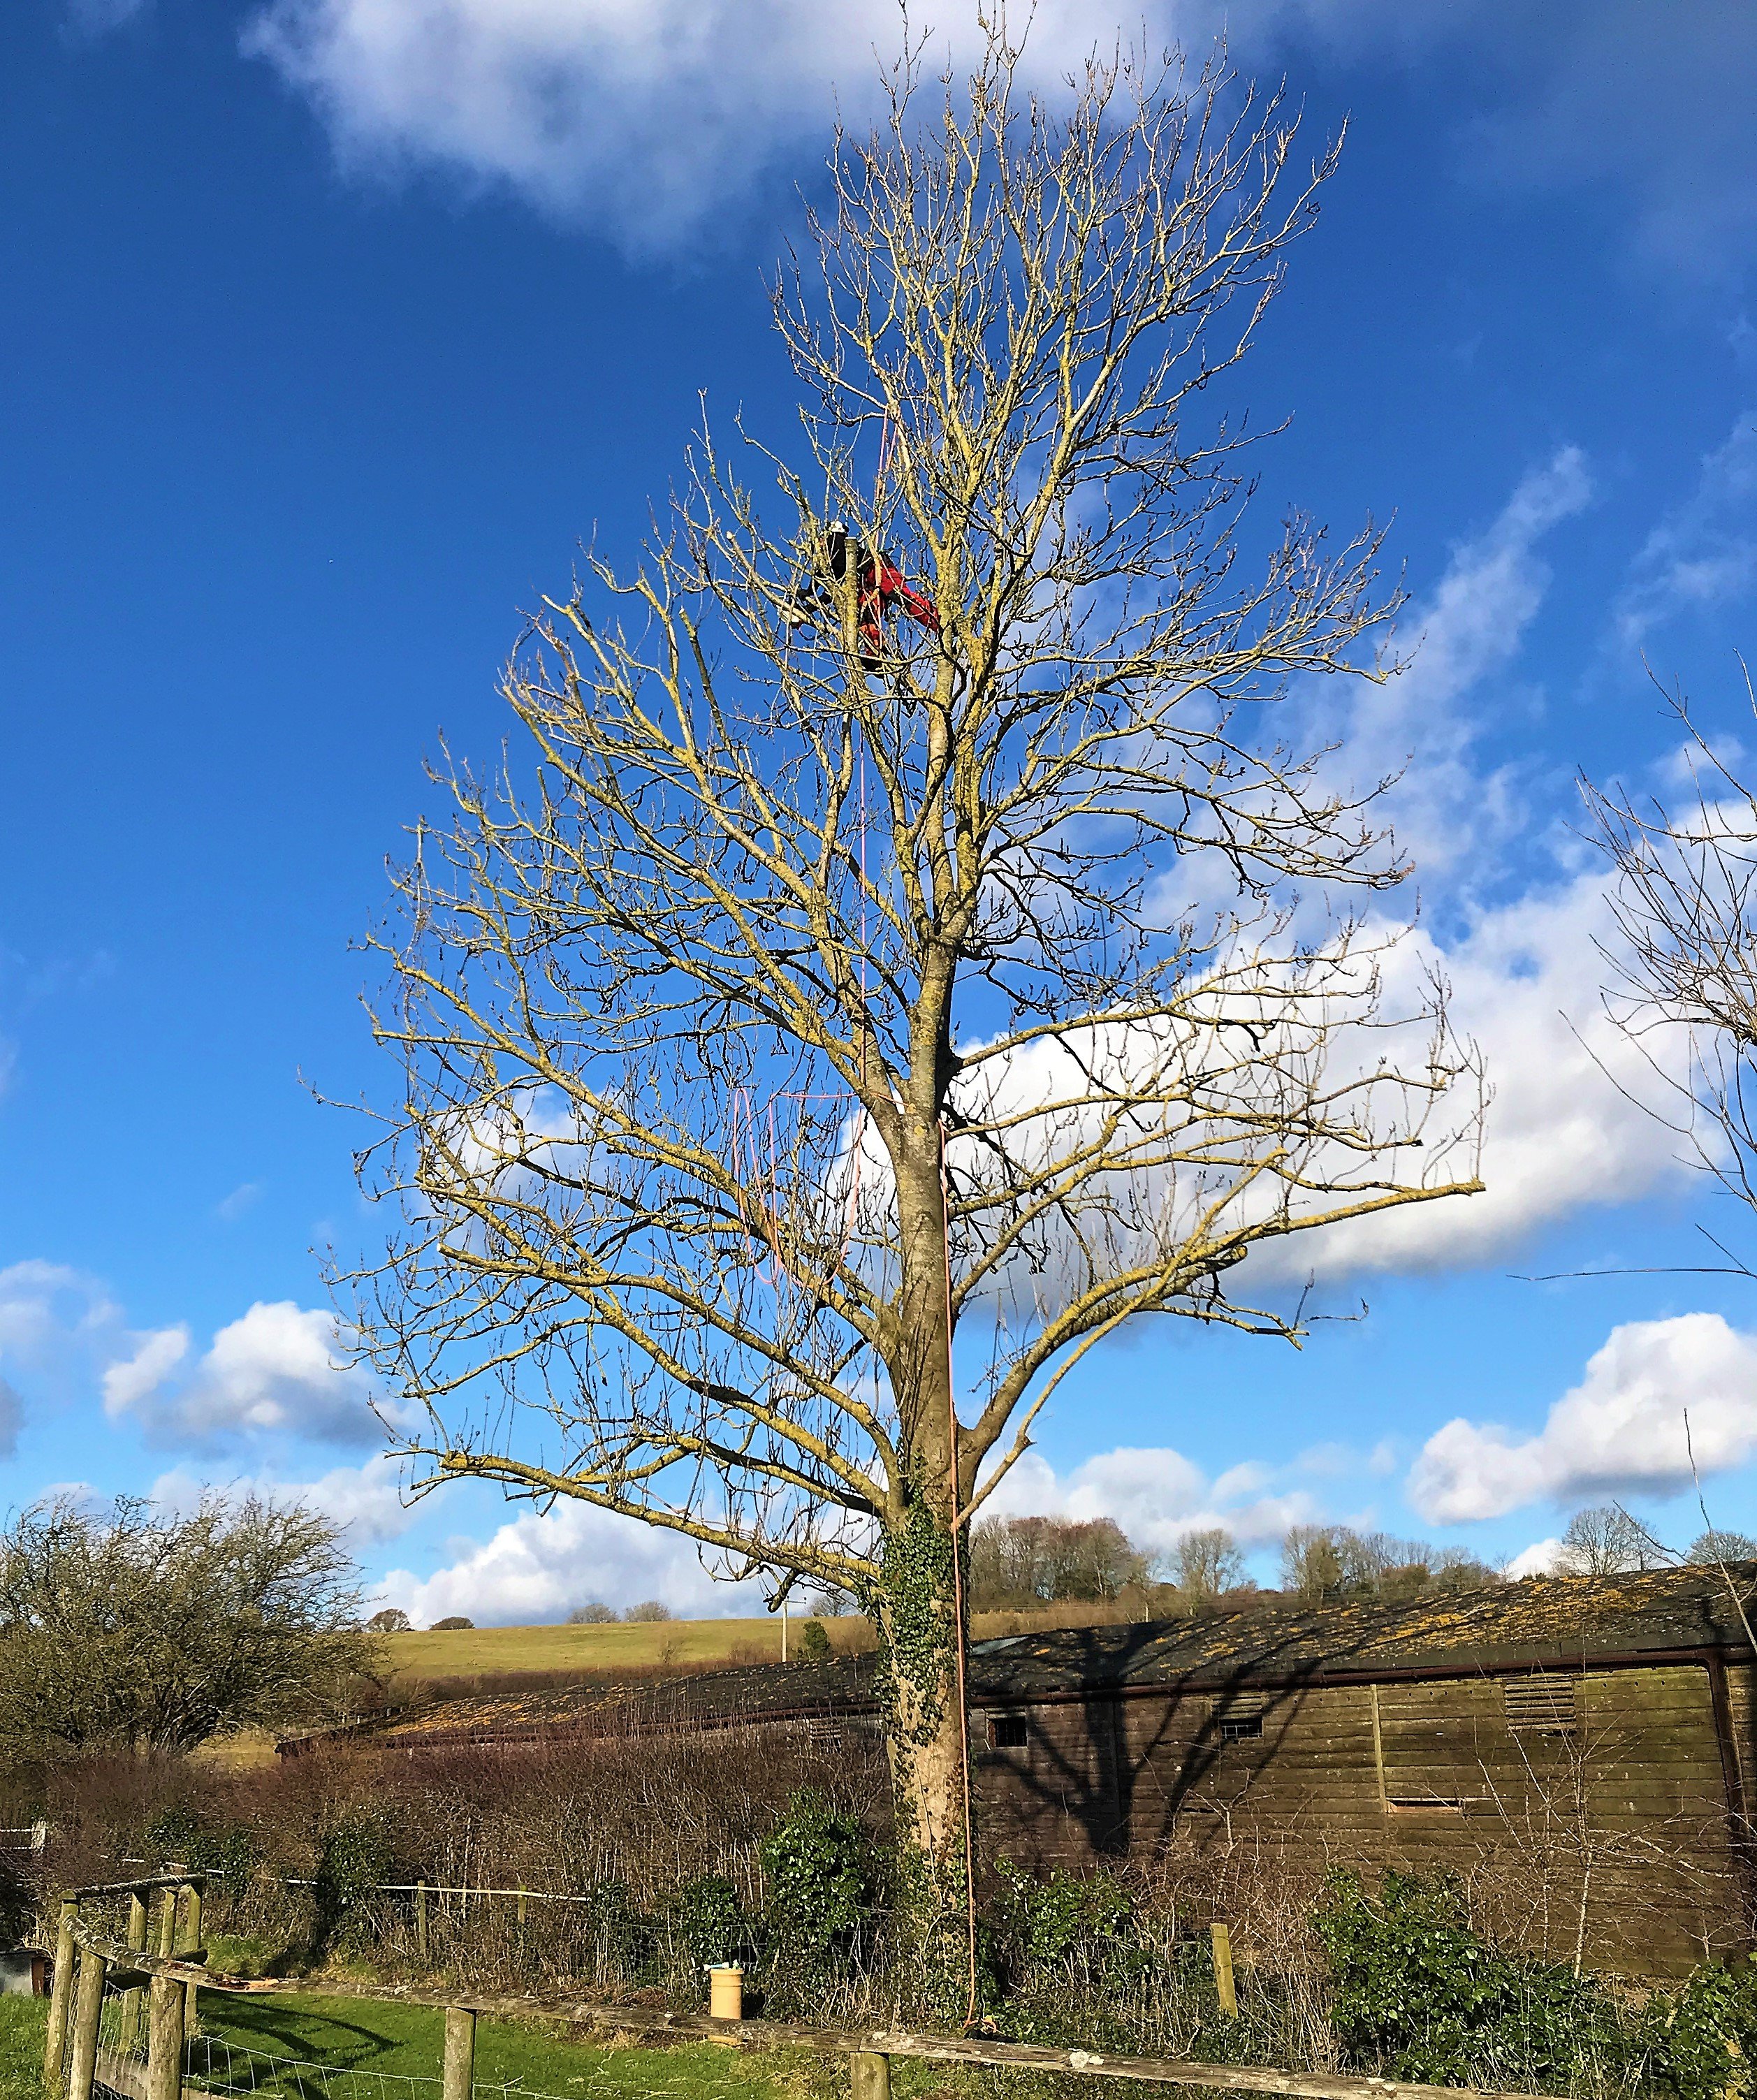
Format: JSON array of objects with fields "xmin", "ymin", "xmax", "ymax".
[{"xmin": 708, "ymin": 1964, "xmax": 744, "ymax": 2020}]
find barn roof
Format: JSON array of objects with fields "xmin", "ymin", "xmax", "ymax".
[
  {"xmin": 296, "ymin": 1562, "xmax": 1756, "ymax": 1756},
  {"xmin": 963, "ymin": 1560, "xmax": 1757, "ymax": 1698}
]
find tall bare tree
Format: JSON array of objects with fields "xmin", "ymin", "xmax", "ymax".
[
  {"xmin": 1586, "ymin": 668, "xmax": 1757, "ymax": 1235},
  {"xmin": 344, "ymin": 26, "xmax": 1483, "ymax": 1918}
]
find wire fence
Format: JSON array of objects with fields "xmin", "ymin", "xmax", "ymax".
[{"xmin": 181, "ymin": 2033, "xmax": 752, "ymax": 2100}]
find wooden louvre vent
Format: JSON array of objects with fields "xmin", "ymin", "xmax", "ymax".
[
  {"xmin": 1216, "ymin": 1692, "xmax": 1269, "ymax": 1742},
  {"xmin": 1503, "ymin": 1672, "xmax": 1579, "ymax": 1735}
]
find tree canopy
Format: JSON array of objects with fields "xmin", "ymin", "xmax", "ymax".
[{"xmin": 0, "ymin": 1494, "xmax": 375, "ymax": 1758}]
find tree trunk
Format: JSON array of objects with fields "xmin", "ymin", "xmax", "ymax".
[
  {"xmin": 873, "ymin": 1496, "xmax": 968, "ymax": 1867},
  {"xmin": 878, "ymin": 1138, "xmax": 972, "ymax": 1879}
]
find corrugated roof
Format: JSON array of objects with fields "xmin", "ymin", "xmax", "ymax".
[{"xmin": 305, "ymin": 1563, "xmax": 1756, "ymax": 1756}]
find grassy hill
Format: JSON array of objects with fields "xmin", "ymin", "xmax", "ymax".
[
  {"xmin": 379, "ymin": 1613, "xmax": 868, "ymax": 1688},
  {"xmin": 379, "ymin": 1597, "xmax": 1154, "ymax": 1694}
]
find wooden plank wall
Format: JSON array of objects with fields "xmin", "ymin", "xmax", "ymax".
[{"xmin": 972, "ymin": 1664, "xmax": 1751, "ymax": 1976}]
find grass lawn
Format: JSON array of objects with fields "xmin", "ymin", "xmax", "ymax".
[
  {"xmin": 0, "ymin": 1997, "xmax": 44, "ymax": 2100},
  {"xmin": 192, "ymin": 1990, "xmax": 812, "ymax": 2100},
  {"xmin": 0, "ymin": 1990, "xmax": 833, "ymax": 2100}
]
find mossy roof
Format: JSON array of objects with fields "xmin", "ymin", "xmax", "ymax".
[{"xmin": 330, "ymin": 1561, "xmax": 1756, "ymax": 1754}]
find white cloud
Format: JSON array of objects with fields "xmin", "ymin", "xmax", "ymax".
[
  {"xmin": 977, "ymin": 1443, "xmax": 1319, "ymax": 1558},
  {"xmin": 216, "ymin": 1181, "xmax": 265, "ymax": 1223},
  {"xmin": 110, "ymin": 1300, "xmax": 384, "ymax": 1449},
  {"xmin": 1274, "ymin": 872, "xmax": 1695, "ymax": 1281},
  {"xmin": 1408, "ymin": 1311, "xmax": 1757, "ymax": 1523},
  {"xmin": 150, "ymin": 1452, "xmax": 415, "ymax": 1547},
  {"xmin": 101, "ymin": 1326, "xmax": 191, "ymax": 1415},
  {"xmin": 372, "ymin": 1496, "xmax": 766, "ymax": 1626},
  {"xmin": 1614, "ymin": 411, "xmax": 1757, "ymax": 646},
  {"xmin": 1332, "ymin": 449, "xmax": 1592, "ymax": 880},
  {"xmin": 243, "ymin": 0, "xmax": 1093, "ymax": 242},
  {"xmin": 1506, "ymin": 1536, "xmax": 1564, "ymax": 1579},
  {"xmin": 235, "ymin": 2, "xmax": 1757, "ymax": 272},
  {"xmin": 0, "ymin": 1260, "xmax": 117, "ymax": 1354}
]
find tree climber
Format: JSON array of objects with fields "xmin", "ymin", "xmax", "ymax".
[{"xmin": 784, "ymin": 520, "xmax": 940, "ymax": 669}]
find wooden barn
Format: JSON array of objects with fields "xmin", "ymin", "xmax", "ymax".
[{"xmin": 308, "ymin": 1563, "xmax": 1757, "ymax": 1977}]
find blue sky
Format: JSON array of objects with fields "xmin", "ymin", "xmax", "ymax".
[{"xmin": 4, "ymin": 0, "xmax": 1757, "ymax": 1623}]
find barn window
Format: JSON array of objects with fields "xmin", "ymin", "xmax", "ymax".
[
  {"xmin": 1503, "ymin": 1673, "xmax": 1578, "ymax": 1737},
  {"xmin": 1216, "ymin": 1693, "xmax": 1268, "ymax": 1742},
  {"xmin": 990, "ymin": 1715, "xmax": 1028, "ymax": 1749},
  {"xmin": 1387, "ymin": 1795, "xmax": 1466, "ymax": 1814}
]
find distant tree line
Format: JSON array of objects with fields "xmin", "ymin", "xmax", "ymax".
[
  {"xmin": 968, "ymin": 1516, "xmax": 1153, "ymax": 1611},
  {"xmin": 969, "ymin": 1503, "xmax": 1757, "ymax": 1620}
]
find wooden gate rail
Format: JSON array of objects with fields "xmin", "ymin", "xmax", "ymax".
[{"xmin": 45, "ymin": 1904, "xmax": 1571, "ymax": 2100}]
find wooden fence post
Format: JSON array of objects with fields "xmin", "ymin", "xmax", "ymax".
[
  {"xmin": 181, "ymin": 1879, "xmax": 205, "ymax": 2037},
  {"xmin": 416, "ymin": 1881, "xmax": 429, "ymax": 1960},
  {"xmin": 1210, "ymin": 1923, "xmax": 1237, "ymax": 2018},
  {"xmin": 66, "ymin": 1948, "xmax": 106, "ymax": 2100},
  {"xmin": 43, "ymin": 1900, "xmax": 78, "ymax": 2096},
  {"xmin": 442, "ymin": 2006, "xmax": 476, "ymax": 2100},
  {"xmin": 517, "ymin": 1888, "xmax": 527, "ymax": 1928},
  {"xmin": 147, "ymin": 1971, "xmax": 185, "ymax": 2100},
  {"xmin": 154, "ymin": 1889, "xmax": 177, "ymax": 1961},
  {"xmin": 119, "ymin": 1890, "xmax": 148, "ymax": 2050},
  {"xmin": 851, "ymin": 2051, "xmax": 892, "ymax": 2100}
]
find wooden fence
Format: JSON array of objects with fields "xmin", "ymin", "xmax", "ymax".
[{"xmin": 41, "ymin": 1873, "xmax": 1567, "ymax": 2100}]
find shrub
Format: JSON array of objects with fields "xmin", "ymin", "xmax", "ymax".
[
  {"xmin": 674, "ymin": 1874, "xmax": 754, "ymax": 1972},
  {"xmin": 567, "ymin": 1604, "xmax": 617, "ymax": 1624},
  {"xmin": 312, "ymin": 1813, "xmax": 394, "ymax": 1954},
  {"xmin": 1314, "ymin": 1868, "xmax": 1628, "ymax": 2087},
  {"xmin": 759, "ymin": 1787, "xmax": 876, "ymax": 1990},
  {"xmin": 140, "ymin": 1806, "xmax": 259, "ymax": 1889},
  {"xmin": 623, "ymin": 1601, "xmax": 672, "ymax": 1623},
  {"xmin": 368, "ymin": 1609, "xmax": 411, "ymax": 1633},
  {"xmin": 430, "ymin": 1617, "xmax": 474, "ymax": 1631},
  {"xmin": 798, "ymin": 1619, "xmax": 832, "ymax": 1663},
  {"xmin": 999, "ymin": 1861, "xmax": 1135, "ymax": 1969},
  {"xmin": 1645, "ymin": 1955, "xmax": 1757, "ymax": 2100}
]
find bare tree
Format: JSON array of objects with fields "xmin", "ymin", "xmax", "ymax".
[
  {"xmin": 1555, "ymin": 1505, "xmax": 1660, "ymax": 1577},
  {"xmin": 1689, "ymin": 1526, "xmax": 1757, "ymax": 1564},
  {"xmin": 1584, "ymin": 666, "xmax": 1757, "ymax": 1246},
  {"xmin": 1170, "ymin": 1526, "xmax": 1246, "ymax": 1602},
  {"xmin": 343, "ymin": 24, "xmax": 1483, "ymax": 1923},
  {"xmin": 0, "ymin": 1495, "xmax": 374, "ymax": 1756},
  {"xmin": 967, "ymin": 1512, "xmax": 1150, "ymax": 1609}
]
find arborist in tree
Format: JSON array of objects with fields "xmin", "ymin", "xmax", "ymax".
[{"xmin": 784, "ymin": 520, "xmax": 940, "ymax": 670}]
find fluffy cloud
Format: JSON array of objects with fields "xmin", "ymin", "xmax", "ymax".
[
  {"xmin": 150, "ymin": 1452, "xmax": 414, "ymax": 1546},
  {"xmin": 1408, "ymin": 1312, "xmax": 1757, "ymax": 1523},
  {"xmin": 977, "ymin": 1443, "xmax": 1321, "ymax": 1558},
  {"xmin": 106, "ymin": 1300, "xmax": 384, "ymax": 1449},
  {"xmin": 1506, "ymin": 1536, "xmax": 1564, "ymax": 1579},
  {"xmin": 372, "ymin": 1496, "xmax": 766, "ymax": 1626},
  {"xmin": 1264, "ymin": 873, "xmax": 1695, "ymax": 1281},
  {"xmin": 101, "ymin": 1326, "xmax": 191, "ymax": 1414},
  {"xmin": 235, "ymin": 2, "xmax": 1757, "ymax": 265},
  {"xmin": 243, "ymin": 0, "xmax": 1089, "ymax": 240}
]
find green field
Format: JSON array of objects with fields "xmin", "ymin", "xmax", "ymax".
[
  {"xmin": 380, "ymin": 1615, "xmax": 869, "ymax": 1686},
  {"xmin": 379, "ymin": 1600, "xmax": 1132, "ymax": 1689}
]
